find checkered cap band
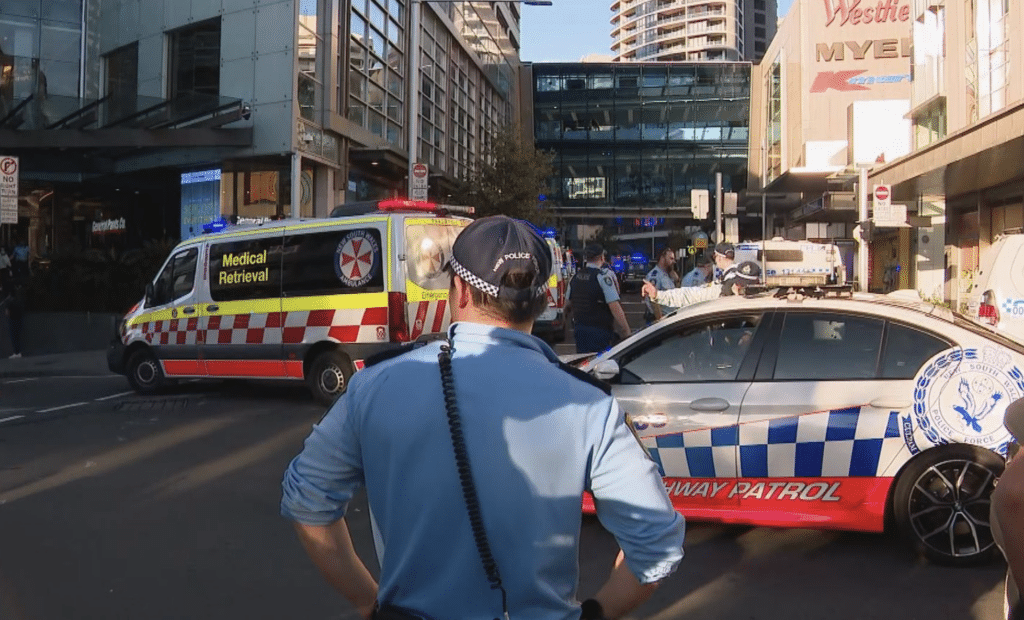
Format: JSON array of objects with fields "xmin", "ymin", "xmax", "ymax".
[{"xmin": 450, "ymin": 256, "xmax": 500, "ymax": 297}]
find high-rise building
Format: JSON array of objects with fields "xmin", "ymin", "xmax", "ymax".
[
  {"xmin": 611, "ymin": 0, "xmax": 777, "ymax": 62},
  {"xmin": 0, "ymin": 0, "xmax": 529, "ymax": 258}
]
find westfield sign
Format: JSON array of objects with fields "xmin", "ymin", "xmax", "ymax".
[{"xmin": 823, "ymin": 0, "xmax": 911, "ymax": 27}]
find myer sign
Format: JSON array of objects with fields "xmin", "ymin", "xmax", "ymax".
[{"xmin": 1, "ymin": 156, "xmax": 18, "ymax": 225}]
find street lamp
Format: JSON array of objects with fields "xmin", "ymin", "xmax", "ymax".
[{"xmin": 406, "ymin": 0, "xmax": 552, "ymax": 200}]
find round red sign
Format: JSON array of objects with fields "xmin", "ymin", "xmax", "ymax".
[
  {"xmin": 875, "ymin": 186, "xmax": 890, "ymax": 201},
  {"xmin": 412, "ymin": 163, "xmax": 427, "ymax": 179}
]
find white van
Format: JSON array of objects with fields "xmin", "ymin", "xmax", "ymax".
[
  {"xmin": 108, "ymin": 200, "xmax": 472, "ymax": 404},
  {"xmin": 970, "ymin": 233, "xmax": 1024, "ymax": 343},
  {"xmin": 734, "ymin": 238, "xmax": 845, "ymax": 287}
]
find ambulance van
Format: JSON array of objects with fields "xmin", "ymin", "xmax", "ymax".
[{"xmin": 107, "ymin": 200, "xmax": 472, "ymax": 404}]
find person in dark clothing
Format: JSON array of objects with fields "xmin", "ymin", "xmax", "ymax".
[
  {"xmin": 564, "ymin": 244, "xmax": 631, "ymax": 354},
  {"xmin": 2, "ymin": 281, "xmax": 26, "ymax": 358}
]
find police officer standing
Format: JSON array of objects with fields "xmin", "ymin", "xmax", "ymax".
[
  {"xmin": 565, "ymin": 243, "xmax": 632, "ymax": 353},
  {"xmin": 681, "ymin": 254, "xmax": 713, "ymax": 287},
  {"xmin": 281, "ymin": 216, "xmax": 685, "ymax": 620},
  {"xmin": 712, "ymin": 242, "xmax": 741, "ymax": 296}
]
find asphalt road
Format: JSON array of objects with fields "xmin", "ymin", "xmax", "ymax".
[{"xmin": 0, "ymin": 293, "xmax": 1010, "ymax": 620}]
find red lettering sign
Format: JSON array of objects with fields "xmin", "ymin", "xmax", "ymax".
[
  {"xmin": 810, "ymin": 70, "xmax": 870, "ymax": 93},
  {"xmin": 823, "ymin": 0, "xmax": 910, "ymax": 27}
]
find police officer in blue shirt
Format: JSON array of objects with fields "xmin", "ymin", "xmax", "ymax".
[
  {"xmin": 565, "ymin": 244, "xmax": 632, "ymax": 353},
  {"xmin": 281, "ymin": 216, "xmax": 685, "ymax": 620}
]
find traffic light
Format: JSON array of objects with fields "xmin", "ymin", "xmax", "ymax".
[{"xmin": 859, "ymin": 220, "xmax": 874, "ymax": 243}]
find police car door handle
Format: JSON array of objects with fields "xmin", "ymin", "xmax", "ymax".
[
  {"xmin": 689, "ymin": 398, "xmax": 730, "ymax": 412},
  {"xmin": 869, "ymin": 397, "xmax": 912, "ymax": 409},
  {"xmin": 207, "ymin": 304, "xmax": 219, "ymax": 312},
  {"xmin": 182, "ymin": 306, "xmax": 196, "ymax": 315}
]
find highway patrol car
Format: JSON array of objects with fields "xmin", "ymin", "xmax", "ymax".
[
  {"xmin": 108, "ymin": 200, "xmax": 471, "ymax": 404},
  {"xmin": 572, "ymin": 288, "xmax": 1020, "ymax": 566}
]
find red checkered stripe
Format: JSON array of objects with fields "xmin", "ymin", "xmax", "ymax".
[
  {"xmin": 135, "ymin": 308, "xmax": 389, "ymax": 346},
  {"xmin": 139, "ymin": 317, "xmax": 201, "ymax": 346},
  {"xmin": 409, "ymin": 300, "xmax": 449, "ymax": 340}
]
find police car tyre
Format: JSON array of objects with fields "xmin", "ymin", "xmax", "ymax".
[
  {"xmin": 126, "ymin": 348, "xmax": 165, "ymax": 394},
  {"xmin": 308, "ymin": 349, "xmax": 352, "ymax": 406},
  {"xmin": 892, "ymin": 444, "xmax": 1004, "ymax": 567}
]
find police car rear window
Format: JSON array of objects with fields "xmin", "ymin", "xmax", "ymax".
[{"xmin": 759, "ymin": 249, "xmax": 804, "ymax": 262}]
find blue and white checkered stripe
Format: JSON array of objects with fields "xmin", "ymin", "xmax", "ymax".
[{"xmin": 648, "ymin": 407, "xmax": 904, "ymax": 478}]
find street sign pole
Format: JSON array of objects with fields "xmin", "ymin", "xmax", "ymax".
[{"xmin": 0, "ymin": 156, "xmax": 19, "ymax": 227}]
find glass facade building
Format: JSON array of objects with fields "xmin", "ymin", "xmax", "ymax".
[{"xmin": 533, "ymin": 62, "xmax": 750, "ymax": 227}]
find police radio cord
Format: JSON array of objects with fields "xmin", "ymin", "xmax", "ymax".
[{"xmin": 438, "ymin": 340, "xmax": 510, "ymax": 620}]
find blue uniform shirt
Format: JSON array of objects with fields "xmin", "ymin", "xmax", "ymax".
[{"xmin": 281, "ymin": 322, "xmax": 685, "ymax": 620}]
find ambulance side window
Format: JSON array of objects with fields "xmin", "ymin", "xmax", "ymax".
[
  {"xmin": 208, "ymin": 236, "xmax": 284, "ymax": 302},
  {"xmin": 282, "ymin": 228, "xmax": 385, "ymax": 296},
  {"xmin": 151, "ymin": 248, "xmax": 198, "ymax": 307}
]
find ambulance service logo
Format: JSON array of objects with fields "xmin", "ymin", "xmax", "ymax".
[
  {"xmin": 908, "ymin": 347, "xmax": 1022, "ymax": 455},
  {"xmin": 334, "ymin": 230, "xmax": 380, "ymax": 287}
]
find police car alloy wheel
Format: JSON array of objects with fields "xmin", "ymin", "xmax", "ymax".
[
  {"xmin": 892, "ymin": 444, "xmax": 1005, "ymax": 566},
  {"xmin": 309, "ymin": 350, "xmax": 352, "ymax": 406},
  {"xmin": 126, "ymin": 349, "xmax": 165, "ymax": 395}
]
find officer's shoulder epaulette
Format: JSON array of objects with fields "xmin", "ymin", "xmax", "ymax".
[
  {"xmin": 363, "ymin": 342, "xmax": 428, "ymax": 367},
  {"xmin": 556, "ymin": 361, "xmax": 612, "ymax": 395}
]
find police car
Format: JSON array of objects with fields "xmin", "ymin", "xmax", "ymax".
[
  {"xmin": 108, "ymin": 200, "xmax": 471, "ymax": 405},
  {"xmin": 572, "ymin": 288, "xmax": 1020, "ymax": 566}
]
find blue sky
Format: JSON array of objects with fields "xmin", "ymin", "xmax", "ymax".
[{"xmin": 521, "ymin": 0, "xmax": 796, "ymax": 62}]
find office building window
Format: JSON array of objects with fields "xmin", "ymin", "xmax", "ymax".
[
  {"xmin": 170, "ymin": 19, "xmax": 221, "ymax": 98},
  {"xmin": 105, "ymin": 42, "xmax": 138, "ymax": 121},
  {"xmin": 298, "ymin": 0, "xmax": 322, "ymax": 121},
  {"xmin": 766, "ymin": 58, "xmax": 783, "ymax": 183}
]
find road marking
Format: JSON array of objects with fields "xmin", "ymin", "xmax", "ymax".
[
  {"xmin": 3, "ymin": 378, "xmax": 38, "ymax": 384},
  {"xmin": 36, "ymin": 402, "xmax": 88, "ymax": 414},
  {"xmin": 0, "ymin": 415, "xmax": 25, "ymax": 424},
  {"xmin": 95, "ymin": 391, "xmax": 133, "ymax": 402}
]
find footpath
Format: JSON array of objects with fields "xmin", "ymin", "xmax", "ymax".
[{"xmin": 0, "ymin": 311, "xmax": 117, "ymax": 379}]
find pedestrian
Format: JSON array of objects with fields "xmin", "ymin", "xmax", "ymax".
[
  {"xmin": 681, "ymin": 254, "xmax": 713, "ymax": 287},
  {"xmin": 643, "ymin": 260, "xmax": 761, "ymax": 309},
  {"xmin": 11, "ymin": 238, "xmax": 29, "ymax": 282},
  {"xmin": 564, "ymin": 243, "xmax": 632, "ymax": 353},
  {"xmin": 0, "ymin": 246, "xmax": 11, "ymax": 288},
  {"xmin": 2, "ymin": 280, "xmax": 26, "ymax": 358},
  {"xmin": 281, "ymin": 215, "xmax": 685, "ymax": 620},
  {"xmin": 644, "ymin": 247, "xmax": 678, "ymax": 323},
  {"xmin": 993, "ymin": 398, "xmax": 1024, "ymax": 620}
]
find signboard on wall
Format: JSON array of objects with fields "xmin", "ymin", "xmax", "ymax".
[{"xmin": 1, "ymin": 156, "xmax": 19, "ymax": 225}]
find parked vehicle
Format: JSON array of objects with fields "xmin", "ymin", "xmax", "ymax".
[
  {"xmin": 533, "ymin": 235, "xmax": 571, "ymax": 342},
  {"xmin": 108, "ymin": 200, "xmax": 472, "ymax": 404},
  {"xmin": 970, "ymin": 232, "xmax": 1024, "ymax": 343},
  {"xmin": 569, "ymin": 288, "xmax": 1019, "ymax": 566},
  {"xmin": 734, "ymin": 238, "xmax": 845, "ymax": 287}
]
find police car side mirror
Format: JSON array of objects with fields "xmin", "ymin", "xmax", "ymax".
[{"xmin": 592, "ymin": 359, "xmax": 620, "ymax": 382}]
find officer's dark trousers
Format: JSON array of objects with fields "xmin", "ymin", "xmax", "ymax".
[{"xmin": 574, "ymin": 324, "xmax": 614, "ymax": 354}]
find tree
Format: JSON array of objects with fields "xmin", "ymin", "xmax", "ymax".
[{"xmin": 449, "ymin": 125, "xmax": 554, "ymax": 223}]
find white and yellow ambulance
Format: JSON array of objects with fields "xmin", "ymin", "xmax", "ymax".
[
  {"xmin": 107, "ymin": 200, "xmax": 472, "ymax": 404},
  {"xmin": 533, "ymin": 235, "xmax": 570, "ymax": 342}
]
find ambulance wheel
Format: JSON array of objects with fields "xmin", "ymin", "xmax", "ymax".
[
  {"xmin": 308, "ymin": 350, "xmax": 352, "ymax": 406},
  {"xmin": 892, "ymin": 444, "xmax": 1004, "ymax": 567},
  {"xmin": 126, "ymin": 349, "xmax": 165, "ymax": 395}
]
